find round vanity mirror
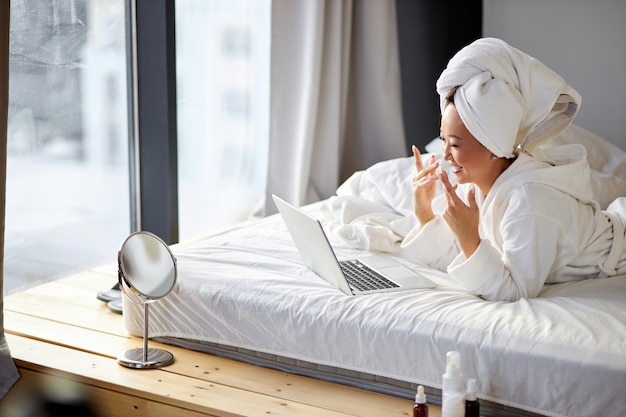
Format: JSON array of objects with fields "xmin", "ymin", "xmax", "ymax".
[{"xmin": 117, "ymin": 231, "xmax": 177, "ymax": 369}]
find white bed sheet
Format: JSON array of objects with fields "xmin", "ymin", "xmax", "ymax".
[
  {"xmin": 123, "ymin": 206, "xmax": 626, "ymax": 417},
  {"xmin": 123, "ymin": 124, "xmax": 626, "ymax": 417}
]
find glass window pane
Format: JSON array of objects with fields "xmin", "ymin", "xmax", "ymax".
[
  {"xmin": 176, "ymin": 0, "xmax": 270, "ymax": 241},
  {"xmin": 6, "ymin": 0, "xmax": 130, "ymax": 294}
]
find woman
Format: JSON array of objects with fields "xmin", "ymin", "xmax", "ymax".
[{"xmin": 402, "ymin": 38, "xmax": 626, "ymax": 301}]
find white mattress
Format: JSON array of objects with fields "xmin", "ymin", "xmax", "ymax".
[
  {"xmin": 123, "ymin": 125, "xmax": 626, "ymax": 417},
  {"xmin": 123, "ymin": 203, "xmax": 626, "ymax": 417}
]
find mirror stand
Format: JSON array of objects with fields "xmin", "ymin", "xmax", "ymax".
[
  {"xmin": 116, "ymin": 231, "xmax": 177, "ymax": 369},
  {"xmin": 117, "ymin": 302, "xmax": 174, "ymax": 369}
]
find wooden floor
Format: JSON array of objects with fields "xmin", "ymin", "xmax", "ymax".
[{"xmin": 2, "ymin": 264, "xmax": 443, "ymax": 417}]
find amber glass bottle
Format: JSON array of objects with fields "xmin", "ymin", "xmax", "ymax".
[{"xmin": 413, "ymin": 385, "xmax": 429, "ymax": 417}]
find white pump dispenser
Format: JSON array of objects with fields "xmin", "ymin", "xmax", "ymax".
[
  {"xmin": 441, "ymin": 351, "xmax": 465, "ymax": 417},
  {"xmin": 466, "ymin": 378, "xmax": 477, "ymax": 401}
]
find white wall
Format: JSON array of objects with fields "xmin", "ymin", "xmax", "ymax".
[{"xmin": 483, "ymin": 0, "xmax": 626, "ymax": 149}]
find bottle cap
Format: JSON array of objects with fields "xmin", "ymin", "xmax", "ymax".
[
  {"xmin": 415, "ymin": 385, "xmax": 426, "ymax": 404},
  {"xmin": 466, "ymin": 378, "xmax": 478, "ymax": 401},
  {"xmin": 444, "ymin": 350, "xmax": 461, "ymax": 377}
]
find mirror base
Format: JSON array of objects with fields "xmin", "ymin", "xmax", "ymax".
[{"xmin": 117, "ymin": 348, "xmax": 174, "ymax": 369}]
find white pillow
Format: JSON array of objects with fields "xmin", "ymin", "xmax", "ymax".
[{"xmin": 542, "ymin": 124, "xmax": 626, "ymax": 209}]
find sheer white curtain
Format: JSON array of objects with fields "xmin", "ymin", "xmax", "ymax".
[
  {"xmin": 265, "ymin": 0, "xmax": 406, "ymax": 213},
  {"xmin": 0, "ymin": 0, "xmax": 20, "ymax": 399}
]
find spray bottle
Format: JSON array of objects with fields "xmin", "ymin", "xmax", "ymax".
[
  {"xmin": 441, "ymin": 351, "xmax": 465, "ymax": 417},
  {"xmin": 413, "ymin": 385, "xmax": 428, "ymax": 417},
  {"xmin": 465, "ymin": 378, "xmax": 480, "ymax": 417}
]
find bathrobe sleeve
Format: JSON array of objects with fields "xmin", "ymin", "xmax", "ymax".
[
  {"xmin": 447, "ymin": 212, "xmax": 562, "ymax": 301},
  {"xmin": 400, "ymin": 214, "xmax": 460, "ymax": 272}
]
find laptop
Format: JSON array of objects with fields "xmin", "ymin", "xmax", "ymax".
[{"xmin": 272, "ymin": 194, "xmax": 436, "ymax": 295}]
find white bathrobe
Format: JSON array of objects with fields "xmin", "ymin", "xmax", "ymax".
[{"xmin": 400, "ymin": 144, "xmax": 626, "ymax": 301}]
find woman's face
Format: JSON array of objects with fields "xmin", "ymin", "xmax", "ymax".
[{"xmin": 440, "ymin": 103, "xmax": 501, "ymax": 193}]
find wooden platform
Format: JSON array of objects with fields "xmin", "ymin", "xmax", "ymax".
[{"xmin": 2, "ymin": 265, "xmax": 443, "ymax": 416}]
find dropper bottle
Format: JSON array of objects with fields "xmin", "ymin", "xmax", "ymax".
[
  {"xmin": 465, "ymin": 378, "xmax": 479, "ymax": 417},
  {"xmin": 413, "ymin": 385, "xmax": 428, "ymax": 417}
]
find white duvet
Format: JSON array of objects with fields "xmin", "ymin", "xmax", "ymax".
[
  {"xmin": 322, "ymin": 124, "xmax": 626, "ymax": 254},
  {"xmin": 123, "ymin": 124, "xmax": 626, "ymax": 417}
]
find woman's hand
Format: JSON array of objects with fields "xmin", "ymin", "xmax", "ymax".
[
  {"xmin": 411, "ymin": 145, "xmax": 438, "ymax": 226},
  {"xmin": 440, "ymin": 171, "xmax": 481, "ymax": 258}
]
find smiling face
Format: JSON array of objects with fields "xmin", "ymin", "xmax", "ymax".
[{"xmin": 440, "ymin": 102, "xmax": 509, "ymax": 195}]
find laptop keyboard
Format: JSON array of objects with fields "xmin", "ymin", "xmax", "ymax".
[{"xmin": 339, "ymin": 259, "xmax": 399, "ymax": 292}]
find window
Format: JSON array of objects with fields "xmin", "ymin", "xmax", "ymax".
[
  {"xmin": 221, "ymin": 26, "xmax": 251, "ymax": 58},
  {"xmin": 175, "ymin": 0, "xmax": 270, "ymax": 241},
  {"xmin": 5, "ymin": 0, "xmax": 130, "ymax": 294},
  {"xmin": 5, "ymin": 0, "xmax": 271, "ymax": 293}
]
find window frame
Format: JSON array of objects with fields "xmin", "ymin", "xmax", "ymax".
[{"xmin": 128, "ymin": 0, "xmax": 179, "ymax": 244}]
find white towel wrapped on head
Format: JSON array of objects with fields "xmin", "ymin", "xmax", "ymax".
[{"xmin": 436, "ymin": 37, "xmax": 581, "ymax": 158}]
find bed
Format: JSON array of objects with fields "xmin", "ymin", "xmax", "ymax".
[{"xmin": 123, "ymin": 124, "xmax": 626, "ymax": 417}]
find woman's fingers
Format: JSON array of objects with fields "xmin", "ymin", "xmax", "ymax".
[
  {"xmin": 439, "ymin": 170, "xmax": 458, "ymax": 198},
  {"xmin": 412, "ymin": 147, "xmax": 440, "ymax": 184},
  {"xmin": 412, "ymin": 145, "xmax": 424, "ymax": 172},
  {"xmin": 413, "ymin": 145, "xmax": 439, "ymax": 171}
]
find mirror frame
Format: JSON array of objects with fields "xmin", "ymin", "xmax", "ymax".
[{"xmin": 117, "ymin": 231, "xmax": 177, "ymax": 302}]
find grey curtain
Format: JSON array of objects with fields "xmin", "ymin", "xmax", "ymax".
[
  {"xmin": 266, "ymin": 0, "xmax": 406, "ymax": 213},
  {"xmin": 0, "ymin": 0, "xmax": 20, "ymax": 399}
]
